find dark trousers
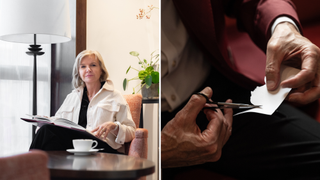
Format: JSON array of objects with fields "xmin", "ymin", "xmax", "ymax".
[
  {"xmin": 30, "ymin": 124, "xmax": 121, "ymax": 154},
  {"xmin": 161, "ymin": 68, "xmax": 320, "ymax": 179}
]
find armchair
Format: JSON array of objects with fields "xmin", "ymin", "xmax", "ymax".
[
  {"xmin": 0, "ymin": 150, "xmax": 49, "ymax": 180},
  {"xmin": 123, "ymin": 94, "xmax": 148, "ymax": 159}
]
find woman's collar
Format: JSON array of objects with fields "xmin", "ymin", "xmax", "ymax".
[{"xmin": 101, "ymin": 79, "xmax": 114, "ymax": 91}]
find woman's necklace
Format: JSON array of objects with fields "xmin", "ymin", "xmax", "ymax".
[{"xmin": 87, "ymin": 91, "xmax": 95, "ymax": 101}]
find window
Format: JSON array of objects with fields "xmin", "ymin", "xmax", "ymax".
[{"xmin": 0, "ymin": 41, "xmax": 51, "ymax": 156}]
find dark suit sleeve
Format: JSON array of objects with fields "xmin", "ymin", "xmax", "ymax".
[{"xmin": 224, "ymin": 0, "xmax": 302, "ymax": 52}]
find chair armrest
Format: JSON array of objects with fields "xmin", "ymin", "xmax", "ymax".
[
  {"xmin": 128, "ymin": 128, "xmax": 148, "ymax": 159},
  {"xmin": 0, "ymin": 150, "xmax": 50, "ymax": 180}
]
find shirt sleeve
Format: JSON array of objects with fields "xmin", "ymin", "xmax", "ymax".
[
  {"xmin": 271, "ymin": 16, "xmax": 300, "ymax": 35},
  {"xmin": 114, "ymin": 104, "xmax": 136, "ymax": 144}
]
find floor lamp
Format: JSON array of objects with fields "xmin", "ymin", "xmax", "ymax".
[{"xmin": 0, "ymin": 0, "xmax": 71, "ymax": 137}]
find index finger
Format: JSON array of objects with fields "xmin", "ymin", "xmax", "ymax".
[
  {"xmin": 281, "ymin": 52, "xmax": 318, "ymax": 88},
  {"xmin": 91, "ymin": 126, "xmax": 99, "ymax": 133},
  {"xmin": 202, "ymin": 99, "xmax": 233, "ymax": 142},
  {"xmin": 95, "ymin": 126, "xmax": 104, "ymax": 138},
  {"xmin": 181, "ymin": 87, "xmax": 213, "ymax": 122}
]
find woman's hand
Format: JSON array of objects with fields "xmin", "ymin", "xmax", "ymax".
[
  {"xmin": 91, "ymin": 122, "xmax": 119, "ymax": 139},
  {"xmin": 161, "ymin": 87, "xmax": 233, "ymax": 168}
]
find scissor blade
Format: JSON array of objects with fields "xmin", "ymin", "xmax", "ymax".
[
  {"xmin": 217, "ymin": 102, "xmax": 261, "ymax": 109},
  {"xmin": 203, "ymin": 104, "xmax": 261, "ymax": 110}
]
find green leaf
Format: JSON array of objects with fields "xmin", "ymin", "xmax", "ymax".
[
  {"xmin": 126, "ymin": 66, "xmax": 131, "ymax": 74},
  {"xmin": 144, "ymin": 59, "xmax": 147, "ymax": 64},
  {"xmin": 151, "ymin": 71, "xmax": 159, "ymax": 84},
  {"xmin": 138, "ymin": 70, "xmax": 148, "ymax": 80},
  {"xmin": 123, "ymin": 78, "xmax": 127, "ymax": 91},
  {"xmin": 129, "ymin": 51, "xmax": 139, "ymax": 56},
  {"xmin": 145, "ymin": 75, "xmax": 152, "ymax": 88},
  {"xmin": 145, "ymin": 66, "xmax": 154, "ymax": 73}
]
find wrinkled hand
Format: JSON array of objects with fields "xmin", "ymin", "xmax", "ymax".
[
  {"xmin": 266, "ymin": 22, "xmax": 320, "ymax": 105},
  {"xmin": 91, "ymin": 122, "xmax": 118, "ymax": 139},
  {"xmin": 161, "ymin": 87, "xmax": 233, "ymax": 168}
]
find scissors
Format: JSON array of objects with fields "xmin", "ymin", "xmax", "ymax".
[{"xmin": 195, "ymin": 92, "xmax": 261, "ymax": 110}]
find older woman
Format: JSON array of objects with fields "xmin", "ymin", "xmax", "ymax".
[{"xmin": 30, "ymin": 50, "xmax": 136, "ymax": 154}]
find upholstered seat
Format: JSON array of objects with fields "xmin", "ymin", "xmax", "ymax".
[
  {"xmin": 0, "ymin": 150, "xmax": 49, "ymax": 180},
  {"xmin": 124, "ymin": 94, "xmax": 149, "ymax": 180},
  {"xmin": 123, "ymin": 94, "xmax": 148, "ymax": 159}
]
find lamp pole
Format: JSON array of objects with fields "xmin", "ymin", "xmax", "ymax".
[{"xmin": 26, "ymin": 34, "xmax": 44, "ymax": 138}]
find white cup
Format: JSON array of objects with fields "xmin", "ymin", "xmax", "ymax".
[{"xmin": 72, "ymin": 139, "xmax": 98, "ymax": 151}]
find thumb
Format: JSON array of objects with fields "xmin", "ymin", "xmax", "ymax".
[{"xmin": 266, "ymin": 47, "xmax": 282, "ymax": 91}]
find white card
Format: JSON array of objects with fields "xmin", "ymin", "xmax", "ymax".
[{"xmin": 235, "ymin": 65, "xmax": 300, "ymax": 116}]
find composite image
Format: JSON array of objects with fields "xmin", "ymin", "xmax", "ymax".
[{"xmin": 1, "ymin": 0, "xmax": 320, "ymax": 179}]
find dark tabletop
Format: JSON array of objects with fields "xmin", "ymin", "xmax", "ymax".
[{"xmin": 47, "ymin": 151, "xmax": 155, "ymax": 180}]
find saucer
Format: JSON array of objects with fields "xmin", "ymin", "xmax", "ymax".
[{"xmin": 67, "ymin": 149, "xmax": 99, "ymax": 155}]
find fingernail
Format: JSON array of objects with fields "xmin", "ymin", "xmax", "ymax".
[{"xmin": 267, "ymin": 80, "xmax": 275, "ymax": 89}]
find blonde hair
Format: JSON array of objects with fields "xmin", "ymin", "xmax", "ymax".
[{"xmin": 72, "ymin": 50, "xmax": 109, "ymax": 89}]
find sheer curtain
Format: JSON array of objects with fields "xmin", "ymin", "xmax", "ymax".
[{"xmin": 0, "ymin": 41, "xmax": 51, "ymax": 157}]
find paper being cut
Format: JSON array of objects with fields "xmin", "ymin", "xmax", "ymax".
[{"xmin": 234, "ymin": 65, "xmax": 300, "ymax": 116}]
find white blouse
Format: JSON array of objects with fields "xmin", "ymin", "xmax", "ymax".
[{"xmin": 54, "ymin": 80, "xmax": 136, "ymax": 151}]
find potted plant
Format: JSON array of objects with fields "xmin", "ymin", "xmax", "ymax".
[{"xmin": 123, "ymin": 50, "xmax": 159, "ymax": 98}]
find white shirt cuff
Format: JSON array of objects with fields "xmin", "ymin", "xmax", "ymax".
[
  {"xmin": 271, "ymin": 16, "xmax": 300, "ymax": 35},
  {"xmin": 114, "ymin": 121, "xmax": 124, "ymax": 144}
]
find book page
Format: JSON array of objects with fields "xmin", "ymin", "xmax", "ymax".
[
  {"xmin": 22, "ymin": 117, "xmax": 100, "ymax": 140},
  {"xmin": 26, "ymin": 114, "xmax": 52, "ymax": 122},
  {"xmin": 22, "ymin": 116, "xmax": 86, "ymax": 131},
  {"xmin": 52, "ymin": 118, "xmax": 86, "ymax": 131}
]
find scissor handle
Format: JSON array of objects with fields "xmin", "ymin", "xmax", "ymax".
[{"xmin": 194, "ymin": 92, "xmax": 211, "ymax": 102}]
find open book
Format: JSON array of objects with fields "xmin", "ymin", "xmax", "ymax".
[{"xmin": 21, "ymin": 114, "xmax": 87, "ymax": 132}]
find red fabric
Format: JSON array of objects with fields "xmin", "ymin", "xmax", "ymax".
[
  {"xmin": 172, "ymin": 0, "xmax": 301, "ymax": 90},
  {"xmin": 234, "ymin": 0, "xmax": 301, "ymax": 50},
  {"xmin": 123, "ymin": 94, "xmax": 148, "ymax": 180},
  {"xmin": 123, "ymin": 94, "xmax": 148, "ymax": 158},
  {"xmin": 129, "ymin": 128, "xmax": 148, "ymax": 159},
  {"xmin": 226, "ymin": 19, "xmax": 266, "ymax": 85},
  {"xmin": 0, "ymin": 150, "xmax": 49, "ymax": 180},
  {"xmin": 123, "ymin": 94, "xmax": 142, "ymax": 128}
]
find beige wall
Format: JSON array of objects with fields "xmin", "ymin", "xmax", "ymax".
[
  {"xmin": 87, "ymin": 0, "xmax": 159, "ymax": 94},
  {"xmin": 87, "ymin": 1, "xmax": 159, "ymax": 180}
]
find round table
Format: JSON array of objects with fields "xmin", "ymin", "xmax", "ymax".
[{"xmin": 47, "ymin": 151, "xmax": 155, "ymax": 180}]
